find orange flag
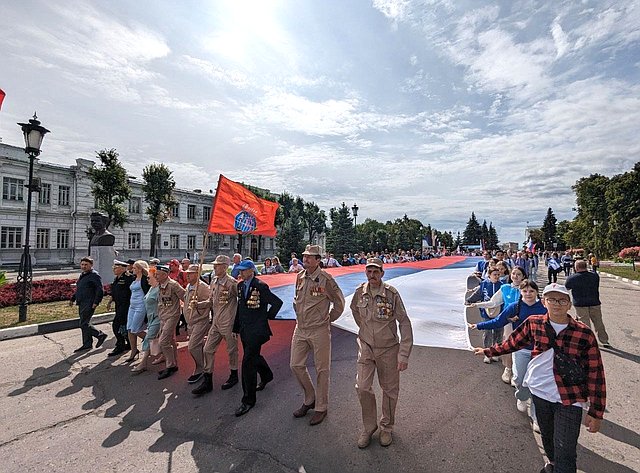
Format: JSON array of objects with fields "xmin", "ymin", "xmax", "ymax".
[{"xmin": 208, "ymin": 175, "xmax": 279, "ymax": 237}]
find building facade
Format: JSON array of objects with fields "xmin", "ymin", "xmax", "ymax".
[{"xmin": 0, "ymin": 143, "xmax": 283, "ymax": 267}]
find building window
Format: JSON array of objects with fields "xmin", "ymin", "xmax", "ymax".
[
  {"xmin": 171, "ymin": 204, "xmax": 179, "ymax": 218},
  {"xmin": 58, "ymin": 185, "xmax": 71, "ymax": 206},
  {"xmin": 2, "ymin": 177, "xmax": 24, "ymax": 201},
  {"xmin": 187, "ymin": 235, "xmax": 196, "ymax": 250},
  {"xmin": 170, "ymin": 234, "xmax": 180, "ymax": 249},
  {"xmin": 128, "ymin": 197, "xmax": 141, "ymax": 214},
  {"xmin": 1, "ymin": 226, "xmax": 23, "ymax": 249},
  {"xmin": 56, "ymin": 229, "xmax": 70, "ymax": 249},
  {"xmin": 38, "ymin": 183, "xmax": 51, "ymax": 205},
  {"xmin": 187, "ymin": 204, "xmax": 196, "ymax": 220},
  {"xmin": 128, "ymin": 233, "xmax": 141, "ymax": 249},
  {"xmin": 36, "ymin": 228, "xmax": 50, "ymax": 249},
  {"xmin": 151, "ymin": 233, "xmax": 161, "ymax": 249},
  {"xmin": 203, "ymin": 206, "xmax": 211, "ymax": 221},
  {"xmin": 221, "ymin": 235, "xmax": 230, "ymax": 248}
]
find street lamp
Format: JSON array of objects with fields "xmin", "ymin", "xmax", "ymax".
[
  {"xmin": 16, "ymin": 113, "xmax": 50, "ymax": 322},
  {"xmin": 351, "ymin": 203, "xmax": 359, "ymax": 227}
]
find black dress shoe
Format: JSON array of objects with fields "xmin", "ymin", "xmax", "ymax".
[
  {"xmin": 187, "ymin": 373, "xmax": 203, "ymax": 384},
  {"xmin": 73, "ymin": 345, "xmax": 92, "ymax": 353},
  {"xmin": 256, "ymin": 377, "xmax": 273, "ymax": 391},
  {"xmin": 107, "ymin": 346, "xmax": 129, "ymax": 357},
  {"xmin": 158, "ymin": 366, "xmax": 179, "ymax": 380},
  {"xmin": 221, "ymin": 372, "xmax": 239, "ymax": 390},
  {"xmin": 235, "ymin": 403, "xmax": 254, "ymax": 417},
  {"xmin": 95, "ymin": 333, "xmax": 108, "ymax": 348}
]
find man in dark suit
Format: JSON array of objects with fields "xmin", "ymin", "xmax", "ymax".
[
  {"xmin": 69, "ymin": 256, "xmax": 107, "ymax": 352},
  {"xmin": 233, "ymin": 260, "xmax": 283, "ymax": 416}
]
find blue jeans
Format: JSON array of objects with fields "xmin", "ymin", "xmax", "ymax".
[
  {"xmin": 532, "ymin": 395, "xmax": 583, "ymax": 473},
  {"xmin": 512, "ymin": 349, "xmax": 536, "ymax": 420}
]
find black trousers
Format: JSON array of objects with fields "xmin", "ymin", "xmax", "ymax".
[
  {"xmin": 112, "ymin": 308, "xmax": 129, "ymax": 348},
  {"xmin": 548, "ymin": 268, "xmax": 560, "ymax": 284},
  {"xmin": 240, "ymin": 338, "xmax": 273, "ymax": 406},
  {"xmin": 532, "ymin": 395, "xmax": 583, "ymax": 473},
  {"xmin": 78, "ymin": 305, "xmax": 103, "ymax": 347}
]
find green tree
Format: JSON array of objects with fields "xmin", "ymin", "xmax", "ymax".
[
  {"xmin": 301, "ymin": 201, "xmax": 327, "ymax": 244},
  {"xmin": 572, "ymin": 174, "xmax": 610, "ymax": 254},
  {"xmin": 481, "ymin": 220, "xmax": 489, "ymax": 248},
  {"xmin": 462, "ymin": 212, "xmax": 482, "ymax": 245},
  {"xmin": 438, "ymin": 230, "xmax": 454, "ymax": 249},
  {"xmin": 453, "ymin": 231, "xmax": 462, "ymax": 250},
  {"xmin": 541, "ymin": 208, "xmax": 558, "ymax": 250},
  {"xmin": 276, "ymin": 206, "xmax": 305, "ymax": 265},
  {"xmin": 326, "ymin": 203, "xmax": 356, "ymax": 256},
  {"xmin": 142, "ymin": 164, "xmax": 177, "ymax": 257},
  {"xmin": 88, "ymin": 149, "xmax": 132, "ymax": 229},
  {"xmin": 605, "ymin": 162, "xmax": 640, "ymax": 250},
  {"xmin": 488, "ymin": 223, "xmax": 499, "ymax": 250}
]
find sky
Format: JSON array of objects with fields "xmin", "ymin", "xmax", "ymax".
[{"xmin": 1, "ymin": 0, "xmax": 638, "ymax": 243}]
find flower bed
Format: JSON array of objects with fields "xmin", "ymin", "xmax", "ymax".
[{"xmin": 0, "ymin": 279, "xmax": 111, "ymax": 308}]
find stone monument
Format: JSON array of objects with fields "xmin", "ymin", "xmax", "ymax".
[{"xmin": 89, "ymin": 211, "xmax": 116, "ymax": 280}]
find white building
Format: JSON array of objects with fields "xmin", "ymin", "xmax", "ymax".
[{"xmin": 0, "ymin": 143, "xmax": 281, "ymax": 267}]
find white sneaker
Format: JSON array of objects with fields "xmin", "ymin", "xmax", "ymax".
[
  {"xmin": 501, "ymin": 367, "xmax": 513, "ymax": 384},
  {"xmin": 483, "ymin": 356, "xmax": 491, "ymax": 364},
  {"xmin": 532, "ymin": 420, "xmax": 540, "ymax": 433},
  {"xmin": 491, "ymin": 356, "xmax": 500, "ymax": 362},
  {"xmin": 511, "ymin": 377, "xmax": 517, "ymax": 388},
  {"xmin": 516, "ymin": 399, "xmax": 528, "ymax": 412}
]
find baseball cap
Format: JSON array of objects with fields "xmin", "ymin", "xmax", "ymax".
[
  {"xmin": 542, "ymin": 283, "xmax": 570, "ymax": 297},
  {"xmin": 236, "ymin": 260, "xmax": 257, "ymax": 272}
]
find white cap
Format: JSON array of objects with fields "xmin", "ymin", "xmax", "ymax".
[{"xmin": 542, "ymin": 283, "xmax": 570, "ymax": 297}]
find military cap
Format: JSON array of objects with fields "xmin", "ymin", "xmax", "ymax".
[
  {"xmin": 185, "ymin": 264, "xmax": 200, "ymax": 273},
  {"xmin": 113, "ymin": 259, "xmax": 128, "ymax": 267},
  {"xmin": 365, "ymin": 257, "xmax": 384, "ymax": 269},
  {"xmin": 156, "ymin": 265, "xmax": 170, "ymax": 273},
  {"xmin": 302, "ymin": 244, "xmax": 323, "ymax": 256},
  {"xmin": 212, "ymin": 255, "xmax": 231, "ymax": 266}
]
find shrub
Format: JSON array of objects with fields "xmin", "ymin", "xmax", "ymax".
[
  {"xmin": 0, "ymin": 279, "xmax": 111, "ymax": 308},
  {"xmin": 619, "ymin": 246, "xmax": 640, "ymax": 261},
  {"xmin": 0, "ymin": 271, "xmax": 6, "ymax": 287}
]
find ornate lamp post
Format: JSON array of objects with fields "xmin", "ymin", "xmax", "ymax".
[
  {"xmin": 16, "ymin": 113, "xmax": 50, "ymax": 322},
  {"xmin": 351, "ymin": 203, "xmax": 359, "ymax": 227}
]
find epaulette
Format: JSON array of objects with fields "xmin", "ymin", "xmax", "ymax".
[{"xmin": 384, "ymin": 283, "xmax": 398, "ymax": 294}]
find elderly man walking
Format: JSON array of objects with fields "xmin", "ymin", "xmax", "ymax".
[
  {"xmin": 69, "ymin": 256, "xmax": 108, "ymax": 352},
  {"xmin": 291, "ymin": 245, "xmax": 345, "ymax": 425},
  {"xmin": 183, "ymin": 264, "xmax": 212, "ymax": 384},
  {"xmin": 565, "ymin": 260, "xmax": 611, "ymax": 348},
  {"xmin": 156, "ymin": 265, "xmax": 187, "ymax": 379},
  {"xmin": 350, "ymin": 258, "xmax": 413, "ymax": 448},
  {"xmin": 192, "ymin": 255, "xmax": 240, "ymax": 396}
]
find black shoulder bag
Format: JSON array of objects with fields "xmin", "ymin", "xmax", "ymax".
[{"xmin": 544, "ymin": 323, "xmax": 587, "ymax": 386}]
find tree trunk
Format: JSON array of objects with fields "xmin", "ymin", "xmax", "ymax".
[{"xmin": 150, "ymin": 220, "xmax": 158, "ymax": 257}]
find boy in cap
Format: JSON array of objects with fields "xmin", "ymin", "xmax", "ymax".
[
  {"xmin": 192, "ymin": 255, "xmax": 239, "ymax": 396},
  {"xmin": 106, "ymin": 259, "xmax": 135, "ymax": 356},
  {"xmin": 290, "ymin": 244, "xmax": 345, "ymax": 425},
  {"xmin": 351, "ymin": 258, "xmax": 413, "ymax": 448},
  {"xmin": 233, "ymin": 260, "xmax": 283, "ymax": 417},
  {"xmin": 474, "ymin": 283, "xmax": 606, "ymax": 473}
]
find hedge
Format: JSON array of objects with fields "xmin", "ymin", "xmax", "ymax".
[{"xmin": 0, "ymin": 279, "xmax": 111, "ymax": 308}]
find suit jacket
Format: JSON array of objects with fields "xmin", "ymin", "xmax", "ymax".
[{"xmin": 233, "ymin": 277, "xmax": 283, "ymax": 344}]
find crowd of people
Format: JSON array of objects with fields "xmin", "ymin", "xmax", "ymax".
[
  {"xmin": 68, "ymin": 246, "xmax": 413, "ymax": 449},
  {"xmin": 465, "ymin": 249, "xmax": 609, "ymax": 473}
]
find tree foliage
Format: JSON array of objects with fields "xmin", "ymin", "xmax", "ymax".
[
  {"xmin": 301, "ymin": 201, "xmax": 327, "ymax": 244},
  {"xmin": 88, "ymin": 149, "xmax": 132, "ymax": 229},
  {"xmin": 463, "ymin": 212, "xmax": 482, "ymax": 245},
  {"xmin": 142, "ymin": 164, "xmax": 177, "ymax": 257},
  {"xmin": 488, "ymin": 223, "xmax": 499, "ymax": 250},
  {"xmin": 275, "ymin": 206, "xmax": 305, "ymax": 265},
  {"xmin": 541, "ymin": 207, "xmax": 558, "ymax": 250},
  {"xmin": 326, "ymin": 203, "xmax": 356, "ymax": 256}
]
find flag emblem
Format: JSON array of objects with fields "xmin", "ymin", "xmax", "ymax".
[{"xmin": 234, "ymin": 210, "xmax": 257, "ymax": 233}]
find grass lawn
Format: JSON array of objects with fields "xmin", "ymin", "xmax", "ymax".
[
  {"xmin": 0, "ymin": 300, "xmax": 111, "ymax": 330},
  {"xmin": 601, "ymin": 265, "xmax": 640, "ymax": 281}
]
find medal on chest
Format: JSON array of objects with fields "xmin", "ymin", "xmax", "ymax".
[
  {"xmin": 247, "ymin": 288, "xmax": 260, "ymax": 309},
  {"xmin": 374, "ymin": 294, "xmax": 393, "ymax": 320},
  {"xmin": 218, "ymin": 288, "xmax": 230, "ymax": 305}
]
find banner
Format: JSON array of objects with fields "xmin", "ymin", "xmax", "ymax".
[
  {"xmin": 208, "ymin": 175, "xmax": 279, "ymax": 237},
  {"xmin": 0, "ymin": 89, "xmax": 5, "ymax": 110}
]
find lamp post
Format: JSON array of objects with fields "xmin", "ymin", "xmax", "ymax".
[
  {"xmin": 351, "ymin": 203, "xmax": 359, "ymax": 227},
  {"xmin": 16, "ymin": 113, "xmax": 50, "ymax": 322},
  {"xmin": 593, "ymin": 219, "xmax": 599, "ymax": 256}
]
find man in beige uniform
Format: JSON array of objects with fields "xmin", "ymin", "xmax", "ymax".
[
  {"xmin": 291, "ymin": 244, "xmax": 345, "ymax": 426},
  {"xmin": 183, "ymin": 264, "xmax": 212, "ymax": 384},
  {"xmin": 192, "ymin": 255, "xmax": 240, "ymax": 396},
  {"xmin": 156, "ymin": 265, "xmax": 187, "ymax": 380},
  {"xmin": 350, "ymin": 258, "xmax": 413, "ymax": 448}
]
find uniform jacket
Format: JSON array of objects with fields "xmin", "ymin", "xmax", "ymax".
[
  {"xmin": 71, "ymin": 269, "xmax": 104, "ymax": 308},
  {"xmin": 183, "ymin": 281, "xmax": 211, "ymax": 324},
  {"xmin": 210, "ymin": 274, "xmax": 238, "ymax": 333},
  {"xmin": 350, "ymin": 281, "xmax": 413, "ymax": 363},
  {"xmin": 158, "ymin": 278, "xmax": 186, "ymax": 321},
  {"xmin": 111, "ymin": 272, "xmax": 135, "ymax": 314},
  {"xmin": 293, "ymin": 267, "xmax": 345, "ymax": 330},
  {"xmin": 233, "ymin": 277, "xmax": 283, "ymax": 343}
]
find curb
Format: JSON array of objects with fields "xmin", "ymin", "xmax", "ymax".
[
  {"xmin": 600, "ymin": 271, "xmax": 640, "ymax": 286},
  {"xmin": 0, "ymin": 312, "xmax": 115, "ymax": 342}
]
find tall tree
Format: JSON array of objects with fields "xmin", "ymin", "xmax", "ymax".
[
  {"xmin": 88, "ymin": 148, "xmax": 132, "ymax": 229},
  {"xmin": 605, "ymin": 162, "xmax": 640, "ymax": 251},
  {"xmin": 301, "ymin": 201, "xmax": 327, "ymax": 244},
  {"xmin": 276, "ymin": 206, "xmax": 305, "ymax": 265},
  {"xmin": 142, "ymin": 164, "xmax": 177, "ymax": 257},
  {"xmin": 488, "ymin": 223, "xmax": 499, "ymax": 250},
  {"xmin": 481, "ymin": 220, "xmax": 489, "ymax": 247},
  {"xmin": 541, "ymin": 207, "xmax": 558, "ymax": 250},
  {"xmin": 326, "ymin": 203, "xmax": 356, "ymax": 256},
  {"xmin": 462, "ymin": 212, "xmax": 482, "ymax": 245}
]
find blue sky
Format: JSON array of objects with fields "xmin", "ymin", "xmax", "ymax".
[{"xmin": 1, "ymin": 0, "xmax": 638, "ymax": 243}]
